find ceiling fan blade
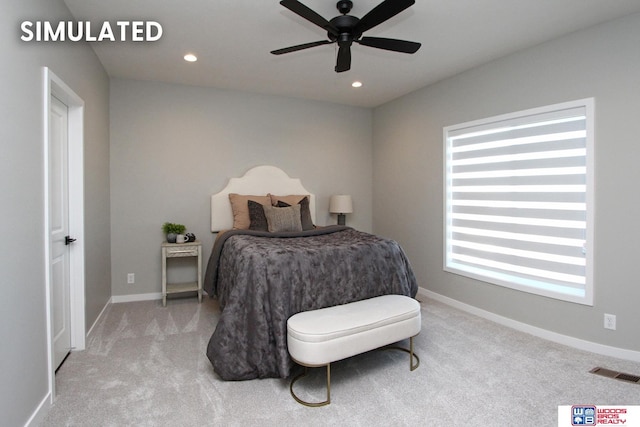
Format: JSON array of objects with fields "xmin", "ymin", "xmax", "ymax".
[
  {"xmin": 279, "ymin": 0, "xmax": 339, "ymax": 36},
  {"xmin": 357, "ymin": 37, "xmax": 421, "ymax": 54},
  {"xmin": 271, "ymin": 40, "xmax": 333, "ymax": 55},
  {"xmin": 335, "ymin": 45, "xmax": 351, "ymax": 72},
  {"xmin": 354, "ymin": 0, "xmax": 415, "ymax": 34}
]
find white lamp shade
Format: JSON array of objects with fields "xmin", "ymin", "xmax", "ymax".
[{"xmin": 329, "ymin": 195, "xmax": 353, "ymax": 214}]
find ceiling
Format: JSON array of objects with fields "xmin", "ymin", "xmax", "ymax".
[{"xmin": 63, "ymin": 0, "xmax": 640, "ymax": 108}]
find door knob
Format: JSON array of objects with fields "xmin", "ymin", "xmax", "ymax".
[{"xmin": 65, "ymin": 235, "xmax": 77, "ymax": 245}]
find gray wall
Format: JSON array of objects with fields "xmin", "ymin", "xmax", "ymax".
[
  {"xmin": 5, "ymin": 3, "xmax": 639, "ymax": 423},
  {"xmin": 373, "ymin": 13, "xmax": 640, "ymax": 351},
  {"xmin": 109, "ymin": 79, "xmax": 372, "ymax": 297},
  {"xmin": 0, "ymin": 1, "xmax": 111, "ymax": 425}
]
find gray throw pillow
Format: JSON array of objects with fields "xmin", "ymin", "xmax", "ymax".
[
  {"xmin": 276, "ymin": 197, "xmax": 314, "ymax": 230},
  {"xmin": 263, "ymin": 204, "xmax": 302, "ymax": 232}
]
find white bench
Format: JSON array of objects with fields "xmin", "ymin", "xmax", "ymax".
[{"xmin": 287, "ymin": 294, "xmax": 421, "ymax": 406}]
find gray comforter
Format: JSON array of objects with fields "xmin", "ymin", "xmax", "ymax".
[{"xmin": 204, "ymin": 225, "xmax": 418, "ymax": 380}]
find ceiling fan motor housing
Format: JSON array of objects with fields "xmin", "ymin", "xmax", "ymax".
[{"xmin": 329, "ymin": 15, "xmax": 361, "ymax": 44}]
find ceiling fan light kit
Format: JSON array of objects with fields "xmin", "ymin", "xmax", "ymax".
[{"xmin": 271, "ymin": 0, "xmax": 421, "ymax": 73}]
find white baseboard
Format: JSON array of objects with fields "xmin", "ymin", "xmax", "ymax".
[
  {"xmin": 24, "ymin": 392, "xmax": 51, "ymax": 427},
  {"xmin": 86, "ymin": 298, "xmax": 111, "ymax": 338},
  {"xmin": 111, "ymin": 292, "xmax": 162, "ymax": 304},
  {"xmin": 418, "ymin": 288, "xmax": 640, "ymax": 363},
  {"xmin": 86, "ymin": 293, "xmax": 163, "ymax": 339}
]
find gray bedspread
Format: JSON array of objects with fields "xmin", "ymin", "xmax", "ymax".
[{"xmin": 204, "ymin": 225, "xmax": 418, "ymax": 380}]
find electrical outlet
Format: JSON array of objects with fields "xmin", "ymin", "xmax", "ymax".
[
  {"xmin": 604, "ymin": 313, "xmax": 616, "ymax": 330},
  {"xmin": 127, "ymin": 273, "xmax": 135, "ymax": 284}
]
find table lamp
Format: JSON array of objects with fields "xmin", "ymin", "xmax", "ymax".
[{"xmin": 329, "ymin": 195, "xmax": 353, "ymax": 225}]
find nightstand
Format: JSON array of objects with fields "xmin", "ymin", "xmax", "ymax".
[{"xmin": 161, "ymin": 240, "xmax": 202, "ymax": 306}]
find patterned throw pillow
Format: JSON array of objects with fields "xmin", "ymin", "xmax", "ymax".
[
  {"xmin": 262, "ymin": 204, "xmax": 302, "ymax": 232},
  {"xmin": 275, "ymin": 197, "xmax": 314, "ymax": 230}
]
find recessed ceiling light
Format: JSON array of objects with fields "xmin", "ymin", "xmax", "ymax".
[
  {"xmin": 184, "ymin": 53, "xmax": 197, "ymax": 62},
  {"xmin": 352, "ymin": 81, "xmax": 363, "ymax": 88}
]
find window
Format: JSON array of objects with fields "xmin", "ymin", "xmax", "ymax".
[{"xmin": 444, "ymin": 99, "xmax": 594, "ymax": 305}]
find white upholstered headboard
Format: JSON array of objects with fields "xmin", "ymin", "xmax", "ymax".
[{"xmin": 211, "ymin": 165, "xmax": 316, "ymax": 232}]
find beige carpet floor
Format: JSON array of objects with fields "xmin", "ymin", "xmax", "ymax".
[{"xmin": 40, "ymin": 295, "xmax": 639, "ymax": 426}]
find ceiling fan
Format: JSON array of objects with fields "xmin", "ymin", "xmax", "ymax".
[{"xmin": 271, "ymin": 0, "xmax": 421, "ymax": 73}]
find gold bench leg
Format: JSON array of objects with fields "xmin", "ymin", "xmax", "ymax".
[
  {"xmin": 289, "ymin": 336, "xmax": 419, "ymax": 407},
  {"xmin": 382, "ymin": 336, "xmax": 420, "ymax": 371},
  {"xmin": 290, "ymin": 364, "xmax": 331, "ymax": 407},
  {"xmin": 410, "ymin": 335, "xmax": 419, "ymax": 371}
]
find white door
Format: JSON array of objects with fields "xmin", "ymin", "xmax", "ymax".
[{"xmin": 49, "ymin": 95, "xmax": 72, "ymax": 370}]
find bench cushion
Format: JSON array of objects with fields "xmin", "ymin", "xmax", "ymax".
[{"xmin": 287, "ymin": 295, "xmax": 421, "ymax": 366}]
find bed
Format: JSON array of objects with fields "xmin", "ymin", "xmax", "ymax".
[{"xmin": 204, "ymin": 166, "xmax": 418, "ymax": 380}]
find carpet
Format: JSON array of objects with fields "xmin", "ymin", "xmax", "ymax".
[{"xmin": 40, "ymin": 296, "xmax": 639, "ymax": 426}]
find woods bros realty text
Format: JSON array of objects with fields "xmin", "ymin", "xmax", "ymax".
[{"xmin": 20, "ymin": 21, "xmax": 162, "ymax": 42}]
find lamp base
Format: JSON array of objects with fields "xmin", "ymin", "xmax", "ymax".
[{"xmin": 337, "ymin": 214, "xmax": 346, "ymax": 226}]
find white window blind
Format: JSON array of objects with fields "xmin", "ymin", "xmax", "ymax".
[{"xmin": 444, "ymin": 99, "xmax": 594, "ymax": 305}]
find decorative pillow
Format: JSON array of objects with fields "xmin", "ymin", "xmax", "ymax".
[
  {"xmin": 228, "ymin": 194, "xmax": 271, "ymax": 230},
  {"xmin": 269, "ymin": 194, "xmax": 308, "ymax": 206},
  {"xmin": 262, "ymin": 204, "xmax": 302, "ymax": 232},
  {"xmin": 247, "ymin": 200, "xmax": 269, "ymax": 231},
  {"xmin": 275, "ymin": 197, "xmax": 314, "ymax": 231}
]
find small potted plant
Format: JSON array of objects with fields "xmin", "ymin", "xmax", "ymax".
[{"xmin": 162, "ymin": 222, "xmax": 186, "ymax": 243}]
